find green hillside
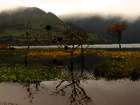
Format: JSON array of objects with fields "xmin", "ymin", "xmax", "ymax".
[{"xmin": 0, "ymin": 7, "xmax": 99, "ymax": 45}]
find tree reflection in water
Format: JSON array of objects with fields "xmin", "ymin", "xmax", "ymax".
[
  {"xmin": 55, "ymin": 79, "xmax": 92, "ymax": 105},
  {"xmin": 23, "ymin": 81, "xmax": 41, "ymax": 103},
  {"xmin": 54, "ymin": 27, "xmax": 92, "ymax": 105},
  {"xmin": 22, "ymin": 74, "xmax": 92, "ymax": 105},
  {"xmin": 23, "ymin": 25, "xmax": 92, "ymax": 105}
]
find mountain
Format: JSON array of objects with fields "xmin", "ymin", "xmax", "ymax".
[
  {"xmin": 0, "ymin": 7, "xmax": 65, "ymax": 35},
  {"xmin": 0, "ymin": 7, "xmax": 100, "ymax": 45},
  {"xmin": 0, "ymin": 7, "xmax": 140, "ymax": 44},
  {"xmin": 0, "ymin": 7, "xmax": 68, "ymax": 45},
  {"xmin": 63, "ymin": 15, "xmax": 140, "ymax": 43}
]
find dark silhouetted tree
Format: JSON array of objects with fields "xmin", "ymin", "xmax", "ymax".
[
  {"xmin": 24, "ymin": 22, "xmax": 32, "ymax": 67},
  {"xmin": 45, "ymin": 25, "xmax": 52, "ymax": 45},
  {"xmin": 56, "ymin": 26, "xmax": 89, "ymax": 76},
  {"xmin": 54, "ymin": 26, "xmax": 92, "ymax": 105}
]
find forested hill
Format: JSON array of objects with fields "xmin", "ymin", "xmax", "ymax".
[
  {"xmin": 0, "ymin": 7, "xmax": 139, "ymax": 44},
  {"xmin": 0, "ymin": 7, "xmax": 140, "ymax": 44},
  {"xmin": 0, "ymin": 7, "xmax": 99, "ymax": 45},
  {"xmin": 0, "ymin": 7, "xmax": 65, "ymax": 36},
  {"xmin": 63, "ymin": 15, "xmax": 140, "ymax": 43}
]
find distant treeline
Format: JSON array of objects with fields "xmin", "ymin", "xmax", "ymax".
[
  {"xmin": 63, "ymin": 15, "xmax": 140, "ymax": 43},
  {"xmin": 0, "ymin": 7, "xmax": 140, "ymax": 44}
]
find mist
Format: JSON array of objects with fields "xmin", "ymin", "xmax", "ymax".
[{"xmin": 63, "ymin": 14, "xmax": 140, "ymax": 43}]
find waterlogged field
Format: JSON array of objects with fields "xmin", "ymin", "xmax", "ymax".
[
  {"xmin": 28, "ymin": 49, "xmax": 81, "ymax": 58},
  {"xmin": 0, "ymin": 48, "xmax": 139, "ymax": 82},
  {"xmin": 28, "ymin": 49, "xmax": 140, "ymax": 58},
  {"xmin": 0, "ymin": 48, "xmax": 140, "ymax": 105}
]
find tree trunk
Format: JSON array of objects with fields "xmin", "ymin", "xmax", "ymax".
[
  {"xmin": 117, "ymin": 33, "xmax": 122, "ymax": 51},
  {"xmin": 70, "ymin": 45, "xmax": 74, "ymax": 80},
  {"xmin": 25, "ymin": 54, "xmax": 28, "ymax": 67},
  {"xmin": 119, "ymin": 43, "xmax": 121, "ymax": 50},
  {"xmin": 80, "ymin": 45, "xmax": 84, "ymax": 76}
]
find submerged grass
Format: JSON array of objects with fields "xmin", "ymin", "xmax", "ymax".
[
  {"xmin": 0, "ymin": 65, "xmax": 63, "ymax": 82},
  {"xmin": 94, "ymin": 57, "xmax": 140, "ymax": 81},
  {"xmin": 0, "ymin": 49, "xmax": 140, "ymax": 82}
]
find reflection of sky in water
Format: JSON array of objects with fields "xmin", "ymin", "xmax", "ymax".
[
  {"xmin": 13, "ymin": 44, "xmax": 140, "ymax": 49},
  {"xmin": 0, "ymin": 80, "xmax": 140, "ymax": 105}
]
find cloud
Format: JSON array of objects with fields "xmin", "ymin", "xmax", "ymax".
[
  {"xmin": 0, "ymin": 0, "xmax": 140, "ymax": 17},
  {"xmin": 0, "ymin": 0, "xmax": 24, "ymax": 11}
]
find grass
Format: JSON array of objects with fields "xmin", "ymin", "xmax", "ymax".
[
  {"xmin": 28, "ymin": 49, "xmax": 140, "ymax": 58},
  {"xmin": 94, "ymin": 58, "xmax": 140, "ymax": 80},
  {"xmin": 28, "ymin": 49, "xmax": 80, "ymax": 58},
  {"xmin": 0, "ymin": 48, "xmax": 139, "ymax": 82},
  {"xmin": 93, "ymin": 50, "xmax": 140, "ymax": 58},
  {"xmin": 0, "ymin": 65, "xmax": 63, "ymax": 82},
  {"xmin": 89, "ymin": 50, "xmax": 140, "ymax": 80}
]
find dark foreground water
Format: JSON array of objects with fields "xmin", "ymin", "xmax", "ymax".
[{"xmin": 0, "ymin": 80, "xmax": 140, "ymax": 105}]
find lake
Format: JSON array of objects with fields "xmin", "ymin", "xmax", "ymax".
[
  {"xmin": 0, "ymin": 80, "xmax": 140, "ymax": 105},
  {"xmin": 12, "ymin": 44, "xmax": 140, "ymax": 49}
]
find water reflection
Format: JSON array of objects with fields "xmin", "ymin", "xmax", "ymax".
[
  {"xmin": 23, "ymin": 82, "xmax": 40, "ymax": 103},
  {"xmin": 51, "ymin": 27, "xmax": 92, "ymax": 105},
  {"xmin": 1, "ymin": 80, "xmax": 140, "ymax": 105},
  {"xmin": 55, "ymin": 79, "xmax": 92, "ymax": 105},
  {"xmin": 22, "ymin": 67, "xmax": 92, "ymax": 105}
]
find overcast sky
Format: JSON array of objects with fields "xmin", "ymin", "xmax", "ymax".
[{"xmin": 0, "ymin": 0, "xmax": 140, "ymax": 18}]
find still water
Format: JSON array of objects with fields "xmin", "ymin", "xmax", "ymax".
[
  {"xmin": 0, "ymin": 80, "xmax": 140, "ymax": 105},
  {"xmin": 13, "ymin": 44, "xmax": 140, "ymax": 49}
]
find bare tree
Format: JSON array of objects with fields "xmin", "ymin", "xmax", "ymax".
[
  {"xmin": 24, "ymin": 22, "xmax": 32, "ymax": 67},
  {"xmin": 75, "ymin": 30, "xmax": 88, "ymax": 76},
  {"xmin": 55, "ymin": 27, "xmax": 92, "ymax": 105}
]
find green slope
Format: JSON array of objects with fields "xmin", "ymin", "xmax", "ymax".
[{"xmin": 0, "ymin": 7, "xmax": 100, "ymax": 45}]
